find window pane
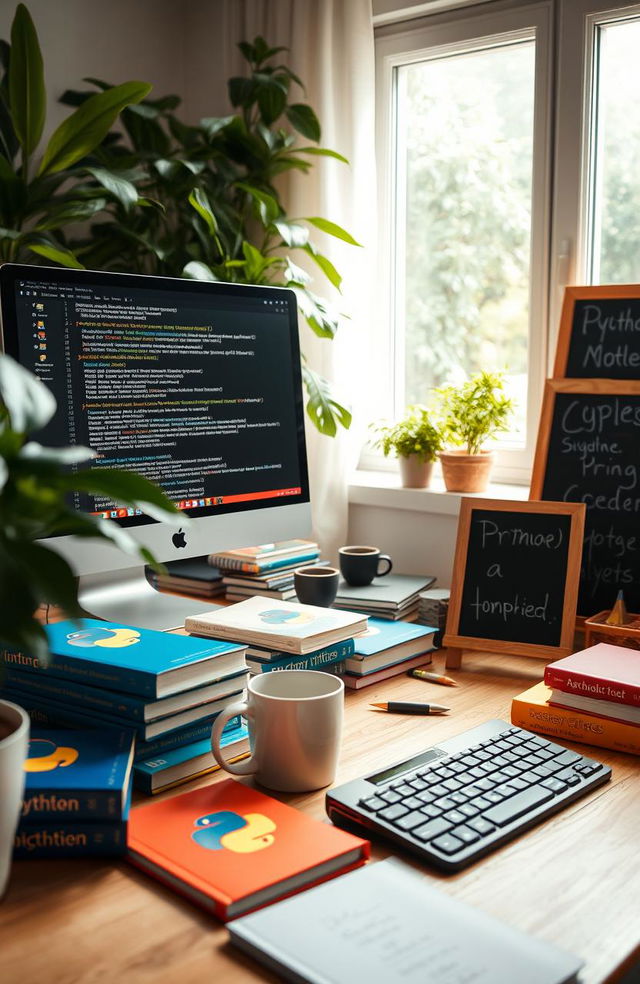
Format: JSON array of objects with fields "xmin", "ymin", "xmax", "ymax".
[
  {"xmin": 396, "ymin": 40, "xmax": 535, "ymax": 445},
  {"xmin": 591, "ymin": 19, "xmax": 640, "ymax": 284}
]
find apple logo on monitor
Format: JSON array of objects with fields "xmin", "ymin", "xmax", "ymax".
[{"xmin": 172, "ymin": 528, "xmax": 187, "ymax": 549}]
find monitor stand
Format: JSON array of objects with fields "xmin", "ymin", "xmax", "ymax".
[{"xmin": 78, "ymin": 568, "xmax": 221, "ymax": 632}]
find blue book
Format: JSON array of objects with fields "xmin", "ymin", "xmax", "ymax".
[
  {"xmin": 0, "ymin": 618, "xmax": 246, "ymax": 698},
  {"xmin": 134, "ymin": 724, "xmax": 250, "ymax": 794},
  {"xmin": 10, "ymin": 692, "xmax": 241, "ymax": 761},
  {"xmin": 3, "ymin": 666, "xmax": 248, "ymax": 723},
  {"xmin": 2, "ymin": 683, "xmax": 243, "ymax": 740},
  {"xmin": 246, "ymin": 639, "xmax": 355, "ymax": 673},
  {"xmin": 345, "ymin": 619, "xmax": 437, "ymax": 674},
  {"xmin": 20, "ymin": 728, "xmax": 134, "ymax": 823},
  {"xmin": 14, "ymin": 821, "xmax": 128, "ymax": 858}
]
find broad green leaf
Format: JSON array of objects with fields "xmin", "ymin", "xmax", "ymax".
[
  {"xmin": 284, "ymin": 258, "xmax": 311, "ymax": 286},
  {"xmin": 302, "ymin": 365, "xmax": 352, "ymax": 436},
  {"xmin": 0, "ymin": 353, "xmax": 56, "ymax": 433},
  {"xmin": 236, "ymin": 182, "xmax": 279, "ymax": 225},
  {"xmin": 38, "ymin": 81, "xmax": 152, "ymax": 176},
  {"xmin": 273, "ymin": 218, "xmax": 309, "ymax": 247},
  {"xmin": 9, "ymin": 4, "xmax": 45, "ymax": 159},
  {"xmin": 297, "ymin": 146, "xmax": 349, "ymax": 164},
  {"xmin": 285, "ymin": 103, "xmax": 321, "ymax": 142},
  {"xmin": 62, "ymin": 467, "xmax": 182, "ymax": 524},
  {"xmin": 257, "ymin": 82, "xmax": 287, "ymax": 125},
  {"xmin": 34, "ymin": 197, "xmax": 107, "ymax": 231},
  {"xmin": 26, "ymin": 241, "xmax": 85, "ymax": 268},
  {"xmin": 188, "ymin": 187, "xmax": 218, "ymax": 236},
  {"xmin": 303, "ymin": 244, "xmax": 342, "ymax": 290},
  {"xmin": 85, "ymin": 166, "xmax": 138, "ymax": 211},
  {"xmin": 183, "ymin": 260, "xmax": 218, "ymax": 281},
  {"xmin": 228, "ymin": 77, "xmax": 256, "ymax": 108},
  {"xmin": 13, "ymin": 542, "xmax": 82, "ymax": 618},
  {"xmin": 19, "ymin": 441, "xmax": 95, "ymax": 465},
  {"xmin": 200, "ymin": 115, "xmax": 234, "ymax": 139},
  {"xmin": 291, "ymin": 286, "xmax": 340, "ymax": 339},
  {"xmin": 306, "ymin": 216, "xmax": 361, "ymax": 246}
]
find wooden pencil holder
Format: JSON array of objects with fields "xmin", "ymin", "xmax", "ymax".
[{"xmin": 584, "ymin": 610, "xmax": 640, "ymax": 651}]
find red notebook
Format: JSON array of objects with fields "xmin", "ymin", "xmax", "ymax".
[
  {"xmin": 544, "ymin": 643, "xmax": 640, "ymax": 707},
  {"xmin": 127, "ymin": 778, "xmax": 369, "ymax": 921}
]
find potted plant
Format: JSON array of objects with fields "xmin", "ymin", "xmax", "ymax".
[
  {"xmin": 435, "ymin": 370, "xmax": 514, "ymax": 493},
  {"xmin": 370, "ymin": 405, "xmax": 444, "ymax": 488},
  {"xmin": 0, "ymin": 353, "xmax": 180, "ymax": 895}
]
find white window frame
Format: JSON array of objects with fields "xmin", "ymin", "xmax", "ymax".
[{"xmin": 365, "ymin": 1, "xmax": 553, "ymax": 485}]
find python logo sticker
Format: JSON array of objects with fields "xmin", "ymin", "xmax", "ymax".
[
  {"xmin": 66, "ymin": 626, "xmax": 141, "ymax": 649},
  {"xmin": 259, "ymin": 608, "xmax": 313, "ymax": 627},
  {"xmin": 24, "ymin": 737, "xmax": 79, "ymax": 772},
  {"xmin": 191, "ymin": 811, "xmax": 276, "ymax": 853}
]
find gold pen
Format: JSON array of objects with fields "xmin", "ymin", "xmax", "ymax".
[{"xmin": 409, "ymin": 668, "xmax": 457, "ymax": 687}]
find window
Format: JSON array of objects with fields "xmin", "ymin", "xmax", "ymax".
[{"xmin": 370, "ymin": 0, "xmax": 640, "ymax": 485}]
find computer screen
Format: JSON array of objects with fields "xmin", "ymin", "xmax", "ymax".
[{"xmin": 0, "ymin": 264, "xmax": 311, "ymax": 628}]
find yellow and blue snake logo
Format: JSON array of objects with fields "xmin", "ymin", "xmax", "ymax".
[
  {"xmin": 66, "ymin": 626, "xmax": 141, "ymax": 649},
  {"xmin": 191, "ymin": 811, "xmax": 276, "ymax": 853},
  {"xmin": 24, "ymin": 738, "xmax": 79, "ymax": 772},
  {"xmin": 259, "ymin": 608, "xmax": 313, "ymax": 627}
]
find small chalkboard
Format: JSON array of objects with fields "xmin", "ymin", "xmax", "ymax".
[
  {"xmin": 554, "ymin": 285, "xmax": 640, "ymax": 378},
  {"xmin": 443, "ymin": 498, "xmax": 585, "ymax": 665},
  {"xmin": 531, "ymin": 378, "xmax": 640, "ymax": 618}
]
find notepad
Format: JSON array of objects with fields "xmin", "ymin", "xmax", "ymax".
[{"xmin": 228, "ymin": 858, "xmax": 582, "ymax": 984}]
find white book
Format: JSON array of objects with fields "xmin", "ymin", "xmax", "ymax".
[{"xmin": 185, "ymin": 596, "xmax": 367, "ymax": 655}]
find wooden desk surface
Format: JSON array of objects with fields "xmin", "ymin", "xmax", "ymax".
[{"xmin": 2, "ymin": 648, "xmax": 639, "ymax": 984}]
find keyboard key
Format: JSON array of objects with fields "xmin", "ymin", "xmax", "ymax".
[
  {"xmin": 442, "ymin": 778, "xmax": 464, "ymax": 792},
  {"xmin": 429, "ymin": 784, "xmax": 450, "ymax": 798},
  {"xmin": 555, "ymin": 750, "xmax": 582, "ymax": 767},
  {"xmin": 468, "ymin": 816, "xmax": 496, "ymax": 836},
  {"xmin": 555, "ymin": 767, "xmax": 581, "ymax": 786},
  {"xmin": 540, "ymin": 777, "xmax": 568, "ymax": 794},
  {"xmin": 443, "ymin": 809, "xmax": 467, "ymax": 825},
  {"xmin": 395, "ymin": 810, "xmax": 430, "ymax": 831},
  {"xmin": 453, "ymin": 824, "xmax": 481, "ymax": 844},
  {"xmin": 419, "ymin": 804, "xmax": 442, "ymax": 819},
  {"xmin": 431, "ymin": 833, "xmax": 464, "ymax": 855},
  {"xmin": 450, "ymin": 792, "xmax": 469, "ymax": 805},
  {"xmin": 483, "ymin": 786, "xmax": 554, "ymax": 827},
  {"xmin": 507, "ymin": 777, "xmax": 530, "ymax": 791},
  {"xmin": 416, "ymin": 790, "xmax": 436, "ymax": 805},
  {"xmin": 378, "ymin": 803, "xmax": 409, "ymax": 822},
  {"xmin": 470, "ymin": 795, "xmax": 492, "ymax": 811},
  {"xmin": 380, "ymin": 789, "xmax": 402, "ymax": 804},
  {"xmin": 407, "ymin": 776, "xmax": 429, "ymax": 791},
  {"xmin": 391, "ymin": 783, "xmax": 415, "ymax": 798},
  {"xmin": 359, "ymin": 796, "xmax": 386, "ymax": 811},
  {"xmin": 433, "ymin": 796, "xmax": 457, "ymax": 812},
  {"xmin": 412, "ymin": 817, "xmax": 452, "ymax": 842},
  {"xmin": 459, "ymin": 803, "xmax": 479, "ymax": 819},
  {"xmin": 403, "ymin": 796, "xmax": 425, "ymax": 811}
]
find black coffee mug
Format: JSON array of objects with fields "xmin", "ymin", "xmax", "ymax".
[
  {"xmin": 294, "ymin": 566, "xmax": 340, "ymax": 607},
  {"xmin": 338, "ymin": 546, "xmax": 393, "ymax": 587}
]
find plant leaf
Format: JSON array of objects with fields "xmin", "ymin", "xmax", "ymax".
[
  {"xmin": 200, "ymin": 115, "xmax": 234, "ymax": 139},
  {"xmin": 182, "ymin": 260, "xmax": 218, "ymax": 281},
  {"xmin": 19, "ymin": 441, "xmax": 95, "ymax": 465},
  {"xmin": 38, "ymin": 81, "xmax": 152, "ymax": 176},
  {"xmin": 303, "ymin": 244, "xmax": 342, "ymax": 290},
  {"xmin": 302, "ymin": 365, "xmax": 352, "ymax": 436},
  {"xmin": 0, "ymin": 353, "xmax": 56, "ymax": 433},
  {"xmin": 273, "ymin": 218, "xmax": 309, "ymax": 247},
  {"xmin": 188, "ymin": 187, "xmax": 218, "ymax": 236},
  {"xmin": 236, "ymin": 182, "xmax": 280, "ymax": 225},
  {"xmin": 25, "ymin": 240, "xmax": 85, "ymax": 268},
  {"xmin": 306, "ymin": 216, "xmax": 361, "ymax": 245},
  {"xmin": 85, "ymin": 166, "xmax": 138, "ymax": 211},
  {"xmin": 285, "ymin": 104, "xmax": 321, "ymax": 142},
  {"xmin": 9, "ymin": 3, "xmax": 46, "ymax": 158},
  {"xmin": 59, "ymin": 467, "xmax": 183, "ymax": 524},
  {"xmin": 296, "ymin": 146, "xmax": 349, "ymax": 164},
  {"xmin": 13, "ymin": 542, "xmax": 83, "ymax": 617}
]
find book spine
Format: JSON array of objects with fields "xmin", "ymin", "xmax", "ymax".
[
  {"xmin": 510, "ymin": 694, "xmax": 640, "ymax": 756},
  {"xmin": 20, "ymin": 790, "xmax": 125, "ymax": 823},
  {"xmin": 1, "ymin": 646, "xmax": 154, "ymax": 697},
  {"xmin": 543, "ymin": 667, "xmax": 640, "ymax": 707},
  {"xmin": 135, "ymin": 714, "xmax": 241, "ymax": 761},
  {"xmin": 252, "ymin": 639, "xmax": 355, "ymax": 670},
  {"xmin": 252, "ymin": 657, "xmax": 348, "ymax": 675},
  {"xmin": 14, "ymin": 822, "xmax": 127, "ymax": 858},
  {"xmin": 3, "ymin": 668, "xmax": 146, "ymax": 720},
  {"xmin": 2, "ymin": 687, "xmax": 151, "ymax": 738},
  {"xmin": 212, "ymin": 551, "xmax": 319, "ymax": 574}
]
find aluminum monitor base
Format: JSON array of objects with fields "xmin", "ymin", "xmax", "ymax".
[{"xmin": 78, "ymin": 568, "xmax": 220, "ymax": 631}]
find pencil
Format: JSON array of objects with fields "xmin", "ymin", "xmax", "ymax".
[
  {"xmin": 409, "ymin": 668, "xmax": 457, "ymax": 687},
  {"xmin": 370, "ymin": 701, "xmax": 450, "ymax": 715}
]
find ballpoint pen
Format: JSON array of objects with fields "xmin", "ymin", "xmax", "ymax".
[
  {"xmin": 370, "ymin": 701, "xmax": 450, "ymax": 715},
  {"xmin": 408, "ymin": 668, "xmax": 457, "ymax": 687}
]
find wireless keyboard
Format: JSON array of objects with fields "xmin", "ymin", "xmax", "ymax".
[{"xmin": 326, "ymin": 719, "xmax": 611, "ymax": 872}]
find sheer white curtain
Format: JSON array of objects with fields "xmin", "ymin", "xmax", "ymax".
[{"xmin": 185, "ymin": 0, "xmax": 377, "ymax": 563}]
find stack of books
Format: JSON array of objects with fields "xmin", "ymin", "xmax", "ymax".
[
  {"xmin": 185, "ymin": 596, "xmax": 367, "ymax": 666},
  {"xmin": 417, "ymin": 587, "xmax": 449, "ymax": 643},
  {"xmin": 15, "ymin": 727, "xmax": 134, "ymax": 858},
  {"xmin": 145, "ymin": 556, "xmax": 225, "ymax": 600},
  {"xmin": 340, "ymin": 619, "xmax": 437, "ymax": 689},
  {"xmin": 1, "ymin": 619, "xmax": 251, "ymax": 792},
  {"xmin": 511, "ymin": 642, "xmax": 640, "ymax": 756},
  {"xmin": 208, "ymin": 540, "xmax": 320, "ymax": 602},
  {"xmin": 332, "ymin": 574, "xmax": 436, "ymax": 621}
]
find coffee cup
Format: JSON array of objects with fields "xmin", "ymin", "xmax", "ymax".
[
  {"xmin": 294, "ymin": 566, "xmax": 340, "ymax": 607},
  {"xmin": 211, "ymin": 671, "xmax": 344, "ymax": 792},
  {"xmin": 338, "ymin": 545, "xmax": 393, "ymax": 587}
]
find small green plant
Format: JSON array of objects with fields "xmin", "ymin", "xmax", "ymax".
[
  {"xmin": 370, "ymin": 405, "xmax": 444, "ymax": 463},
  {"xmin": 436, "ymin": 370, "xmax": 514, "ymax": 456},
  {"xmin": 0, "ymin": 354, "xmax": 182, "ymax": 664}
]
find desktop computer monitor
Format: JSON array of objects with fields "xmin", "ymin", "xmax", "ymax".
[{"xmin": 0, "ymin": 263, "xmax": 312, "ymax": 629}]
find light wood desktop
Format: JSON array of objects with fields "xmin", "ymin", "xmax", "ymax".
[{"xmin": 2, "ymin": 645, "xmax": 638, "ymax": 984}]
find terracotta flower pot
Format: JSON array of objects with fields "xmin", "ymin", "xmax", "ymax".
[
  {"xmin": 399, "ymin": 455, "xmax": 434, "ymax": 489},
  {"xmin": 438, "ymin": 449, "xmax": 494, "ymax": 493}
]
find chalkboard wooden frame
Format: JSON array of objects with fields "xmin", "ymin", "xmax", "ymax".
[
  {"xmin": 553, "ymin": 284, "xmax": 640, "ymax": 377},
  {"xmin": 443, "ymin": 497, "xmax": 585, "ymax": 667}
]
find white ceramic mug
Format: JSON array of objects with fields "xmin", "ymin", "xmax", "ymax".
[
  {"xmin": 211, "ymin": 670, "xmax": 344, "ymax": 792},
  {"xmin": 0, "ymin": 699, "xmax": 30, "ymax": 897}
]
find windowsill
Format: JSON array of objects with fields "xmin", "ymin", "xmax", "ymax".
[{"xmin": 349, "ymin": 469, "xmax": 530, "ymax": 515}]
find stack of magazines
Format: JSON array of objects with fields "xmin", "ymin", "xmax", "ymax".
[{"xmin": 209, "ymin": 540, "xmax": 320, "ymax": 602}]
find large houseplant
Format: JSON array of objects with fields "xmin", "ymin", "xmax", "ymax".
[
  {"xmin": 370, "ymin": 405, "xmax": 444, "ymax": 488},
  {"xmin": 436, "ymin": 370, "xmax": 514, "ymax": 492}
]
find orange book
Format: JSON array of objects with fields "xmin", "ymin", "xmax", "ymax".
[
  {"xmin": 127, "ymin": 778, "xmax": 370, "ymax": 921},
  {"xmin": 511, "ymin": 682, "xmax": 640, "ymax": 757}
]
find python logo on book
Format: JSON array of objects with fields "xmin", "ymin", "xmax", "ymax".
[{"xmin": 127, "ymin": 778, "xmax": 369, "ymax": 921}]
